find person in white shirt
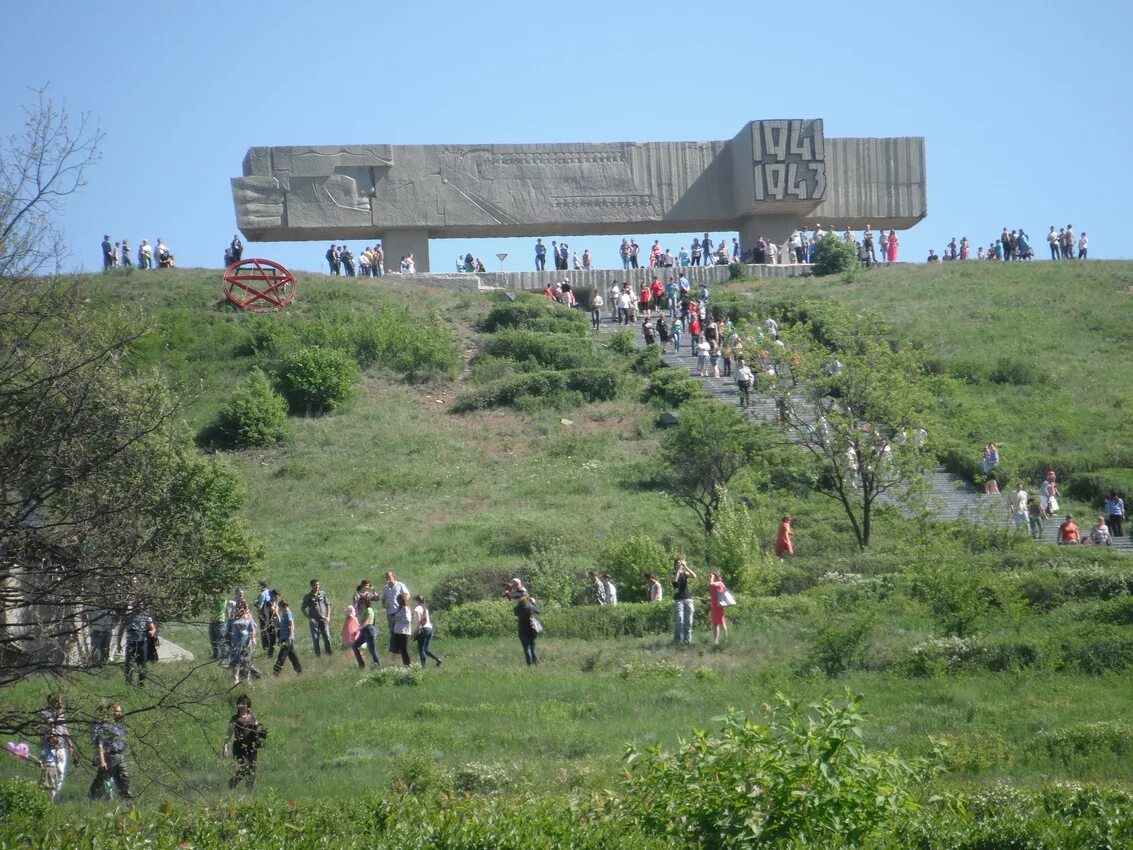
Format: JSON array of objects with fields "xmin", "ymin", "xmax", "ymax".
[
  {"xmin": 645, "ymin": 573, "xmax": 663, "ymax": 602},
  {"xmin": 602, "ymin": 574, "xmax": 618, "ymax": 606},
  {"xmin": 412, "ymin": 594, "xmax": 442, "ymax": 667},
  {"xmin": 380, "ymin": 572, "xmax": 410, "ymax": 652}
]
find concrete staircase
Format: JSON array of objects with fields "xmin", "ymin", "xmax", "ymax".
[{"xmin": 595, "ymin": 313, "xmax": 1133, "ymax": 553}]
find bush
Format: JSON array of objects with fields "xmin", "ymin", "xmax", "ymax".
[
  {"xmin": 804, "ymin": 608, "xmax": 876, "ymax": 676},
  {"xmin": 452, "ymin": 368, "xmax": 621, "ymax": 413},
  {"xmin": 481, "ymin": 296, "xmax": 589, "ymax": 335},
  {"xmin": 1035, "ymin": 721, "xmax": 1133, "ymax": 765},
  {"xmin": 208, "ymin": 367, "xmax": 288, "ymax": 448},
  {"xmin": 442, "ymin": 600, "xmax": 517, "ymax": 638},
  {"xmin": 523, "ymin": 539, "xmax": 583, "ymax": 607},
  {"xmin": 617, "ymin": 695, "xmax": 928, "ymax": 849},
  {"xmin": 630, "ymin": 344, "xmax": 664, "ymax": 375},
  {"xmin": 812, "ymin": 232, "xmax": 860, "ymax": 277},
  {"xmin": 0, "ymin": 778, "xmax": 50, "ymax": 822},
  {"xmin": 641, "ymin": 367, "xmax": 708, "ymax": 408},
  {"xmin": 238, "ymin": 314, "xmax": 297, "ymax": 356},
  {"xmin": 728, "ymin": 260, "xmax": 746, "ymax": 279},
  {"xmin": 988, "ymin": 355, "xmax": 1049, "ymax": 386},
  {"xmin": 604, "ymin": 328, "xmax": 638, "ymax": 355},
  {"xmin": 430, "ymin": 564, "xmax": 513, "ymax": 609},
  {"xmin": 596, "ymin": 537, "xmax": 671, "ymax": 601},
  {"xmin": 483, "ymin": 329, "xmax": 599, "ymax": 371},
  {"xmin": 274, "ymin": 347, "xmax": 360, "ymax": 414}
]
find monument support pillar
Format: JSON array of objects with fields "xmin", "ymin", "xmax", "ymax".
[
  {"xmin": 382, "ymin": 228, "xmax": 431, "ymax": 273},
  {"xmin": 740, "ymin": 215, "xmax": 800, "ymax": 261}
]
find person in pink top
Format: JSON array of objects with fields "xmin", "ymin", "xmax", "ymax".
[
  {"xmin": 650, "ymin": 240, "xmax": 663, "ymax": 268},
  {"xmin": 342, "ymin": 605, "xmax": 360, "ymax": 650},
  {"xmin": 776, "ymin": 514, "xmax": 794, "ymax": 559},
  {"xmin": 887, "ymin": 231, "xmax": 899, "ymax": 263}
]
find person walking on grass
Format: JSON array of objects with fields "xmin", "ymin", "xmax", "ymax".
[
  {"xmin": 709, "ymin": 571, "xmax": 729, "ymax": 645},
  {"xmin": 515, "ymin": 592, "xmax": 541, "ymax": 666},
  {"xmin": 271, "ymin": 599, "xmax": 302, "ymax": 677},
  {"xmin": 89, "ymin": 703, "xmax": 130, "ymax": 800},
  {"xmin": 352, "ymin": 594, "xmax": 381, "ymax": 669},
  {"xmin": 222, "ymin": 694, "xmax": 267, "ymax": 791},
  {"xmin": 39, "ymin": 693, "xmax": 76, "ymax": 802},
  {"xmin": 412, "ymin": 595, "xmax": 442, "ymax": 667},
  {"xmin": 381, "ymin": 572, "xmax": 411, "ymax": 654},
  {"xmin": 391, "ymin": 592, "xmax": 413, "ymax": 667},
  {"xmin": 301, "ymin": 578, "xmax": 333, "ymax": 657},
  {"xmin": 672, "ymin": 558, "xmax": 696, "ymax": 645}
]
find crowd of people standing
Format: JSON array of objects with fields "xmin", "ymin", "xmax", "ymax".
[{"xmin": 101, "ymin": 235, "xmax": 174, "ymax": 270}]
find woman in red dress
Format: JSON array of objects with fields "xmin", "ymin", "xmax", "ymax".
[
  {"xmin": 886, "ymin": 231, "xmax": 899, "ymax": 263},
  {"xmin": 708, "ymin": 571, "xmax": 729, "ymax": 645},
  {"xmin": 776, "ymin": 514, "xmax": 794, "ymax": 559}
]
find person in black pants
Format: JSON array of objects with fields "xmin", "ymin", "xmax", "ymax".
[
  {"xmin": 89, "ymin": 703, "xmax": 131, "ymax": 799},
  {"xmin": 222, "ymin": 695, "xmax": 267, "ymax": 790}
]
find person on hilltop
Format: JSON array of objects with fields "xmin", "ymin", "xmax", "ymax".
[
  {"xmin": 535, "ymin": 237, "xmax": 547, "ymax": 271},
  {"xmin": 619, "ymin": 238, "xmax": 630, "ymax": 269},
  {"xmin": 1048, "ymin": 226, "xmax": 1060, "ymax": 260},
  {"xmin": 886, "ymin": 230, "xmax": 899, "ymax": 263},
  {"xmin": 101, "ymin": 235, "xmax": 114, "ymax": 271},
  {"xmin": 628, "ymin": 239, "xmax": 640, "ymax": 269},
  {"xmin": 222, "ymin": 694, "xmax": 267, "ymax": 791},
  {"xmin": 230, "ymin": 234, "xmax": 243, "ymax": 263},
  {"xmin": 582, "ymin": 249, "xmax": 592, "ymax": 269},
  {"xmin": 155, "ymin": 238, "xmax": 173, "ymax": 268}
]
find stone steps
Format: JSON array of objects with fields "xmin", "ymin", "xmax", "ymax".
[{"xmin": 594, "ymin": 315, "xmax": 1130, "ymax": 554}]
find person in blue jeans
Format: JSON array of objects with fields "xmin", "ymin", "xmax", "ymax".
[
  {"xmin": 672, "ymin": 558, "xmax": 697, "ymax": 645},
  {"xmin": 352, "ymin": 595, "xmax": 381, "ymax": 668},
  {"xmin": 535, "ymin": 238, "xmax": 547, "ymax": 271}
]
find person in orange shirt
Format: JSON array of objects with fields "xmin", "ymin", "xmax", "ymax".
[
  {"xmin": 1058, "ymin": 514, "xmax": 1080, "ymax": 544},
  {"xmin": 776, "ymin": 514, "xmax": 794, "ymax": 559}
]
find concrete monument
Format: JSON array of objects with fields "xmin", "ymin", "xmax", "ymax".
[{"xmin": 232, "ymin": 120, "xmax": 925, "ymax": 272}]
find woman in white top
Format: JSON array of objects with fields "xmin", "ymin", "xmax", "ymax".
[
  {"xmin": 696, "ymin": 339, "xmax": 711, "ymax": 377},
  {"xmin": 391, "ymin": 592, "xmax": 414, "ymax": 667},
  {"xmin": 412, "ymin": 594, "xmax": 442, "ymax": 667}
]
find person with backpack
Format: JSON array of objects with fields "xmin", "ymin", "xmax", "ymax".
[
  {"xmin": 514, "ymin": 592, "xmax": 542, "ymax": 666},
  {"xmin": 222, "ymin": 695, "xmax": 267, "ymax": 791}
]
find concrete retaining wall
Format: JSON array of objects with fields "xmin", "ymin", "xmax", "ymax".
[{"xmin": 406, "ymin": 262, "xmax": 810, "ymax": 293}]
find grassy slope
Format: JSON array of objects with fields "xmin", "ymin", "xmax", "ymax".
[{"xmin": 6, "ymin": 262, "xmax": 1133, "ymax": 804}]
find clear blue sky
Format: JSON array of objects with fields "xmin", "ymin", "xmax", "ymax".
[{"xmin": 3, "ymin": 0, "xmax": 1130, "ymax": 274}]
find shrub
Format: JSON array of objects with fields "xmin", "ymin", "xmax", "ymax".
[
  {"xmin": 0, "ymin": 778, "xmax": 50, "ymax": 822},
  {"xmin": 430, "ymin": 564, "xmax": 513, "ymax": 609},
  {"xmin": 619, "ymin": 659, "xmax": 683, "ymax": 681},
  {"xmin": 904, "ymin": 635, "xmax": 988, "ymax": 676},
  {"xmin": 1035, "ymin": 721, "xmax": 1133, "ymax": 765},
  {"xmin": 1057, "ymin": 623, "xmax": 1133, "ymax": 674},
  {"xmin": 451, "ymin": 761, "xmax": 518, "ymax": 794},
  {"xmin": 596, "ymin": 537, "xmax": 671, "ymax": 601},
  {"xmin": 617, "ymin": 695, "xmax": 928, "ymax": 849},
  {"xmin": 804, "ymin": 608, "xmax": 876, "ymax": 676},
  {"xmin": 522, "ymin": 539, "xmax": 582, "ymax": 607},
  {"xmin": 988, "ymin": 356, "xmax": 1048, "ymax": 386},
  {"xmin": 812, "ymin": 232, "xmax": 860, "ymax": 277},
  {"xmin": 604, "ymin": 328, "xmax": 638, "ymax": 355},
  {"xmin": 728, "ymin": 260, "xmax": 746, "ymax": 279},
  {"xmin": 909, "ymin": 562, "xmax": 998, "ymax": 637},
  {"xmin": 238, "ymin": 314, "xmax": 297, "ymax": 356},
  {"xmin": 208, "ymin": 367, "xmax": 288, "ymax": 448},
  {"xmin": 481, "ymin": 296, "xmax": 589, "ymax": 335},
  {"xmin": 274, "ymin": 346, "xmax": 360, "ymax": 414},
  {"xmin": 483, "ymin": 329, "xmax": 599, "ymax": 371},
  {"xmin": 630, "ymin": 344, "xmax": 664, "ymax": 375},
  {"xmin": 442, "ymin": 600, "xmax": 517, "ymax": 638},
  {"xmin": 452, "ymin": 368, "xmax": 620, "ymax": 412},
  {"xmin": 641, "ymin": 367, "xmax": 708, "ymax": 407}
]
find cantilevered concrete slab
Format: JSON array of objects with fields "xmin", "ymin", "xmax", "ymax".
[{"xmin": 232, "ymin": 120, "xmax": 925, "ymax": 272}]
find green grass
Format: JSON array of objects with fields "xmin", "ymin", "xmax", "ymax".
[{"xmin": 7, "ymin": 262, "xmax": 1133, "ymax": 828}]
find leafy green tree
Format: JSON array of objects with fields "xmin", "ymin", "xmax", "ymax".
[
  {"xmin": 596, "ymin": 536, "xmax": 670, "ymax": 601},
  {"xmin": 812, "ymin": 231, "xmax": 860, "ymax": 277},
  {"xmin": 658, "ymin": 399, "xmax": 772, "ymax": 534},
  {"xmin": 619, "ymin": 694, "xmax": 930, "ymax": 849},
  {"xmin": 770, "ymin": 309, "xmax": 936, "ymax": 548},
  {"xmin": 211, "ymin": 367, "xmax": 288, "ymax": 448}
]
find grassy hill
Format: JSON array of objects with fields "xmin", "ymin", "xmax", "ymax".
[{"xmin": 6, "ymin": 261, "xmax": 1133, "ymax": 845}]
